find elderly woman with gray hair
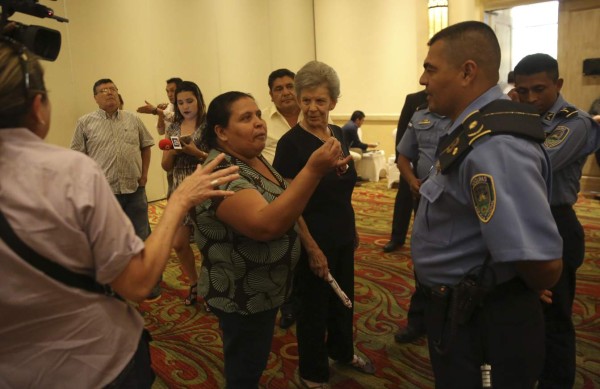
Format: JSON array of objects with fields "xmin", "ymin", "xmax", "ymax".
[{"xmin": 273, "ymin": 61, "xmax": 375, "ymax": 388}]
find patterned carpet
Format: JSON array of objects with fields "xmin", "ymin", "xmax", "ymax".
[{"xmin": 140, "ymin": 180, "xmax": 600, "ymax": 388}]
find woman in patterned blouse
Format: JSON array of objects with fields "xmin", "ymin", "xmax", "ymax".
[{"xmin": 195, "ymin": 91, "xmax": 351, "ymax": 388}]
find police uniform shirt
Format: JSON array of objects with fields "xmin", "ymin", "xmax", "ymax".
[
  {"xmin": 541, "ymin": 94, "xmax": 600, "ymax": 206},
  {"xmin": 397, "ymin": 109, "xmax": 450, "ymax": 179},
  {"xmin": 411, "ymin": 86, "xmax": 562, "ymax": 287}
]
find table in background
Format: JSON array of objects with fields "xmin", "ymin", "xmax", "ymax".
[{"xmin": 355, "ymin": 150, "xmax": 387, "ymax": 182}]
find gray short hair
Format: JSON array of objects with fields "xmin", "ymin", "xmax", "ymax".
[{"xmin": 295, "ymin": 61, "xmax": 340, "ymax": 101}]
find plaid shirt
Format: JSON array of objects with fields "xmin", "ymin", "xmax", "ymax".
[{"xmin": 71, "ymin": 109, "xmax": 154, "ymax": 194}]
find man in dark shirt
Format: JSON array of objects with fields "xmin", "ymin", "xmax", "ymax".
[{"xmin": 341, "ymin": 110, "xmax": 377, "ymax": 151}]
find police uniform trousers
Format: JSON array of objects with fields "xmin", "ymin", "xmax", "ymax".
[
  {"xmin": 424, "ymin": 278, "xmax": 545, "ymax": 389},
  {"xmin": 538, "ymin": 205, "xmax": 584, "ymax": 389},
  {"xmin": 296, "ymin": 242, "xmax": 355, "ymax": 383},
  {"xmin": 390, "ymin": 176, "xmax": 413, "ymax": 245},
  {"xmin": 406, "ymin": 198, "xmax": 426, "ymax": 332}
]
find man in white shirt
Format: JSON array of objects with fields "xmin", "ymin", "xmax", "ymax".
[
  {"xmin": 137, "ymin": 77, "xmax": 183, "ymax": 135},
  {"xmin": 261, "ymin": 69, "xmax": 301, "ymax": 328},
  {"xmin": 261, "ymin": 69, "xmax": 301, "ymax": 164}
]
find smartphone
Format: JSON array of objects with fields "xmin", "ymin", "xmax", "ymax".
[{"xmin": 170, "ymin": 136, "xmax": 182, "ymax": 150}]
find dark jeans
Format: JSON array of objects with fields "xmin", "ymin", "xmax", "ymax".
[
  {"xmin": 425, "ymin": 278, "xmax": 544, "ymax": 389},
  {"xmin": 105, "ymin": 329, "xmax": 154, "ymax": 389},
  {"xmin": 538, "ymin": 205, "xmax": 585, "ymax": 389},
  {"xmin": 116, "ymin": 186, "xmax": 150, "ymax": 240},
  {"xmin": 212, "ymin": 307, "xmax": 278, "ymax": 389},
  {"xmin": 390, "ymin": 176, "xmax": 413, "ymax": 244},
  {"xmin": 297, "ymin": 242, "xmax": 355, "ymax": 383}
]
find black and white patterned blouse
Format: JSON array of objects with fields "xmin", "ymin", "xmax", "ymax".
[{"xmin": 194, "ymin": 150, "xmax": 300, "ymax": 315}]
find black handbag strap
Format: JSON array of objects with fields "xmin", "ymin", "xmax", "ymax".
[{"xmin": 0, "ymin": 209, "xmax": 109, "ymax": 295}]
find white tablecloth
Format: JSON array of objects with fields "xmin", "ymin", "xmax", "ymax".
[{"xmin": 355, "ymin": 150, "xmax": 387, "ymax": 182}]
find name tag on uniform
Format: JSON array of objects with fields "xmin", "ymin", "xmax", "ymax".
[{"xmin": 420, "ymin": 178, "xmax": 444, "ymax": 203}]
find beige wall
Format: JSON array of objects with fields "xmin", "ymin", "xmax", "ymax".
[
  {"xmin": 12, "ymin": 0, "xmax": 439, "ymax": 200},
  {"xmin": 12, "ymin": 0, "xmax": 316, "ymax": 200},
  {"xmin": 18, "ymin": 1, "xmax": 595, "ymax": 198}
]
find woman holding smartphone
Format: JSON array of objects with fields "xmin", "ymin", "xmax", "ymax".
[{"xmin": 161, "ymin": 81, "xmax": 210, "ymax": 307}]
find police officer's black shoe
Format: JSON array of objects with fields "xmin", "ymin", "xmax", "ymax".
[
  {"xmin": 394, "ymin": 326, "xmax": 425, "ymax": 343},
  {"xmin": 383, "ymin": 240, "xmax": 403, "ymax": 253},
  {"xmin": 279, "ymin": 313, "xmax": 296, "ymax": 329}
]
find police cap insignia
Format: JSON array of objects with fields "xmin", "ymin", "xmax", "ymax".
[
  {"xmin": 544, "ymin": 126, "xmax": 570, "ymax": 148},
  {"xmin": 470, "ymin": 174, "xmax": 496, "ymax": 223}
]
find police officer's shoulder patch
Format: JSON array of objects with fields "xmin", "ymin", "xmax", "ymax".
[
  {"xmin": 544, "ymin": 126, "xmax": 570, "ymax": 148},
  {"xmin": 470, "ymin": 174, "xmax": 496, "ymax": 223}
]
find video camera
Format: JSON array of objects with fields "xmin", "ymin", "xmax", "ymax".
[{"xmin": 0, "ymin": 0, "xmax": 68, "ymax": 61}]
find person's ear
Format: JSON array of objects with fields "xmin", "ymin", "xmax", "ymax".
[
  {"xmin": 215, "ymin": 125, "xmax": 228, "ymax": 142},
  {"xmin": 32, "ymin": 94, "xmax": 48, "ymax": 123},
  {"xmin": 26, "ymin": 94, "xmax": 47, "ymax": 137},
  {"xmin": 462, "ymin": 61, "xmax": 477, "ymax": 82},
  {"xmin": 329, "ymin": 98, "xmax": 337, "ymax": 111},
  {"xmin": 556, "ymin": 78, "xmax": 564, "ymax": 92}
]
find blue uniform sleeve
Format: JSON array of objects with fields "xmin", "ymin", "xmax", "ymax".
[
  {"xmin": 461, "ymin": 135, "xmax": 562, "ymax": 263},
  {"xmin": 397, "ymin": 124, "xmax": 418, "ymax": 161},
  {"xmin": 544, "ymin": 116, "xmax": 594, "ymax": 171}
]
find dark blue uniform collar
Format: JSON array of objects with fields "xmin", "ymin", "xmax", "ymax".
[{"xmin": 448, "ymin": 85, "xmax": 506, "ymax": 134}]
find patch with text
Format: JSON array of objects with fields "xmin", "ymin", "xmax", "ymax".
[{"xmin": 471, "ymin": 174, "xmax": 496, "ymax": 223}]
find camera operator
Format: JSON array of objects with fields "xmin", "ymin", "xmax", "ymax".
[{"xmin": 0, "ymin": 39, "xmax": 239, "ymax": 387}]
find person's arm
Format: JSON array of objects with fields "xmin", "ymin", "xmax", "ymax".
[
  {"xmin": 139, "ymin": 146, "xmax": 151, "ymax": 187},
  {"xmin": 216, "ymin": 138, "xmax": 351, "ymax": 242},
  {"xmin": 181, "ymin": 137, "xmax": 208, "ymax": 160},
  {"xmin": 395, "ymin": 91, "xmax": 427, "ymax": 161},
  {"xmin": 515, "ymin": 259, "xmax": 562, "ymax": 291},
  {"xmin": 70, "ymin": 120, "xmax": 87, "ymax": 153},
  {"xmin": 161, "ymin": 145, "xmax": 177, "ymax": 172},
  {"xmin": 297, "ymin": 216, "xmax": 328, "ymax": 279},
  {"xmin": 156, "ymin": 113, "xmax": 166, "ymax": 136},
  {"xmin": 110, "ymin": 155, "xmax": 239, "ymax": 301},
  {"xmin": 137, "ymin": 100, "xmax": 168, "ymax": 135},
  {"xmin": 398, "ymin": 155, "xmax": 420, "ymax": 195},
  {"xmin": 349, "ymin": 128, "xmax": 370, "ymax": 151}
]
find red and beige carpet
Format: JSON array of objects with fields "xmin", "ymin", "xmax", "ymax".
[{"xmin": 140, "ymin": 180, "xmax": 600, "ymax": 388}]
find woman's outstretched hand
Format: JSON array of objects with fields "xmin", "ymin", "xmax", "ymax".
[{"xmin": 171, "ymin": 153, "xmax": 239, "ymax": 208}]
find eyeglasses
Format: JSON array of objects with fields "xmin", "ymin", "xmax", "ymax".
[{"xmin": 96, "ymin": 87, "xmax": 118, "ymax": 95}]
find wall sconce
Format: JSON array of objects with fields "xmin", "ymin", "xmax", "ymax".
[{"xmin": 428, "ymin": 0, "xmax": 449, "ymax": 38}]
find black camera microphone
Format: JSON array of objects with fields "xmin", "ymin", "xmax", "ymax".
[
  {"xmin": 0, "ymin": 0, "xmax": 68, "ymax": 60},
  {"xmin": 6, "ymin": 1, "xmax": 68, "ymax": 23}
]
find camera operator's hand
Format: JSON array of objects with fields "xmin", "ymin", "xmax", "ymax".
[
  {"xmin": 539, "ymin": 289, "xmax": 553, "ymax": 304},
  {"xmin": 2, "ymin": 22, "xmax": 18, "ymax": 35}
]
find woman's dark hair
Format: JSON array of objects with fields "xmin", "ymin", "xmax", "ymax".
[
  {"xmin": 0, "ymin": 39, "xmax": 46, "ymax": 129},
  {"xmin": 202, "ymin": 91, "xmax": 253, "ymax": 149},
  {"xmin": 173, "ymin": 81, "xmax": 207, "ymax": 128}
]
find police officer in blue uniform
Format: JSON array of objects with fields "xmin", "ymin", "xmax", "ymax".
[
  {"xmin": 397, "ymin": 108, "xmax": 450, "ymax": 193},
  {"xmin": 393, "ymin": 108, "xmax": 450, "ymax": 343},
  {"xmin": 514, "ymin": 53, "xmax": 600, "ymax": 389},
  {"xmin": 413, "ymin": 21, "xmax": 563, "ymax": 388}
]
